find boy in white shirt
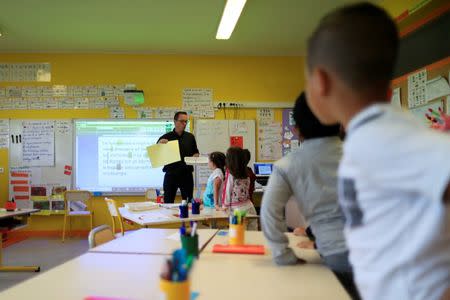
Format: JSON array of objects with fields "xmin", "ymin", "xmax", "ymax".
[{"xmin": 305, "ymin": 3, "xmax": 450, "ymax": 300}]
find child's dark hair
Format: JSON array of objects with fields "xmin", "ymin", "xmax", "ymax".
[
  {"xmin": 226, "ymin": 147, "xmax": 247, "ymax": 179},
  {"xmin": 208, "ymin": 151, "xmax": 226, "ymax": 175},
  {"xmin": 243, "ymin": 149, "xmax": 251, "ymax": 165},
  {"xmin": 307, "ymin": 2, "xmax": 398, "ymax": 95},
  {"xmin": 294, "ymin": 92, "xmax": 340, "ymax": 139}
]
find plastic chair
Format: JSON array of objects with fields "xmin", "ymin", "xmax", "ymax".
[
  {"xmin": 88, "ymin": 225, "xmax": 115, "ymax": 249},
  {"xmin": 145, "ymin": 188, "xmax": 158, "ymax": 201},
  {"xmin": 62, "ymin": 190, "xmax": 93, "ymax": 242},
  {"xmin": 104, "ymin": 197, "xmax": 127, "ymax": 237}
]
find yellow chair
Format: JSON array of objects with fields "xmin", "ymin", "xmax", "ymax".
[
  {"xmin": 104, "ymin": 197, "xmax": 127, "ymax": 237},
  {"xmin": 88, "ymin": 225, "xmax": 115, "ymax": 249},
  {"xmin": 62, "ymin": 190, "xmax": 93, "ymax": 242},
  {"xmin": 145, "ymin": 188, "xmax": 158, "ymax": 201}
]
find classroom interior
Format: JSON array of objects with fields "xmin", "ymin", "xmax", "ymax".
[{"xmin": 0, "ymin": 0, "xmax": 449, "ymax": 299}]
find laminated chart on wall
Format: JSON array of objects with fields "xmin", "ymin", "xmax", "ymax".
[
  {"xmin": 391, "ymin": 88, "xmax": 402, "ymax": 109},
  {"xmin": 426, "ymin": 76, "xmax": 450, "ymax": 102},
  {"xmin": 135, "ymin": 107, "xmax": 153, "ymax": 119},
  {"xmin": 408, "ymin": 69, "xmax": 427, "ymax": 108},
  {"xmin": 0, "ymin": 119, "xmax": 9, "ymax": 148},
  {"xmin": 256, "ymin": 108, "xmax": 274, "ymax": 123},
  {"xmin": 0, "ymin": 84, "xmax": 126, "ymax": 110},
  {"xmin": 155, "ymin": 107, "xmax": 182, "ymax": 119},
  {"xmin": 9, "ymin": 119, "xmax": 73, "ymax": 213},
  {"xmin": 282, "ymin": 109, "xmax": 297, "ymax": 156},
  {"xmin": 22, "ymin": 120, "xmax": 55, "ymax": 167},
  {"xmin": 195, "ymin": 119, "xmax": 256, "ymax": 165},
  {"xmin": 182, "ymin": 88, "xmax": 214, "ymax": 118},
  {"xmin": 0, "ymin": 63, "xmax": 51, "ymax": 82},
  {"xmin": 409, "ymin": 99, "xmax": 444, "ymax": 127},
  {"xmin": 258, "ymin": 122, "xmax": 282, "ymax": 161},
  {"xmin": 110, "ymin": 106, "xmax": 125, "ymax": 119}
]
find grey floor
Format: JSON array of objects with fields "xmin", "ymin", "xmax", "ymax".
[{"xmin": 0, "ymin": 238, "xmax": 88, "ymax": 292}]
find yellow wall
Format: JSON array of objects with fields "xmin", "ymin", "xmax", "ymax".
[
  {"xmin": 379, "ymin": 0, "xmax": 427, "ymax": 17},
  {"xmin": 1, "ymin": 53, "xmax": 305, "ymax": 232}
]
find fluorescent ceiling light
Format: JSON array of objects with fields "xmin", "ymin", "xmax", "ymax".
[{"xmin": 216, "ymin": 0, "xmax": 247, "ymax": 40}]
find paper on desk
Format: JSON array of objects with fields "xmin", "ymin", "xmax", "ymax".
[
  {"xmin": 184, "ymin": 156, "xmax": 208, "ymax": 165},
  {"xmin": 166, "ymin": 232, "xmax": 181, "ymax": 241},
  {"xmin": 146, "ymin": 140, "xmax": 181, "ymax": 168},
  {"xmin": 138, "ymin": 211, "xmax": 171, "ymax": 221}
]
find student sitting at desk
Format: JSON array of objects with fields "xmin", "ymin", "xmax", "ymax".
[
  {"xmin": 222, "ymin": 147, "xmax": 258, "ymax": 230},
  {"xmin": 261, "ymin": 92, "xmax": 359, "ymax": 299},
  {"xmin": 202, "ymin": 151, "xmax": 226, "ymax": 208}
]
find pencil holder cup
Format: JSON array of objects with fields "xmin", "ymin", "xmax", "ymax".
[
  {"xmin": 160, "ymin": 278, "xmax": 190, "ymax": 300},
  {"xmin": 179, "ymin": 205, "xmax": 189, "ymax": 218},
  {"xmin": 229, "ymin": 223, "xmax": 245, "ymax": 245},
  {"xmin": 191, "ymin": 202, "xmax": 200, "ymax": 214},
  {"xmin": 5, "ymin": 202, "xmax": 16, "ymax": 212},
  {"xmin": 181, "ymin": 234, "xmax": 199, "ymax": 257}
]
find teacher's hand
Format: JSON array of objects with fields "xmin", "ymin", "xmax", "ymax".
[
  {"xmin": 193, "ymin": 153, "xmax": 199, "ymax": 157},
  {"xmin": 158, "ymin": 139, "xmax": 169, "ymax": 144}
]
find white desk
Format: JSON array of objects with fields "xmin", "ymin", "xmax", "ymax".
[
  {"xmin": 119, "ymin": 206, "xmax": 258, "ymax": 227},
  {"xmin": 194, "ymin": 254, "xmax": 350, "ymax": 300},
  {"xmin": 197, "ymin": 231, "xmax": 348, "ymax": 299},
  {"xmin": 0, "ymin": 209, "xmax": 40, "ymax": 272},
  {"xmin": 202, "ymin": 230, "xmax": 322, "ymax": 263},
  {"xmin": 0, "ymin": 252, "xmax": 167, "ymax": 300},
  {"xmin": 89, "ymin": 228, "xmax": 218, "ymax": 255},
  {"xmin": 0, "ymin": 250, "xmax": 350, "ymax": 300}
]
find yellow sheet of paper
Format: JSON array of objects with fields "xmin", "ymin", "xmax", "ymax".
[{"xmin": 147, "ymin": 140, "xmax": 181, "ymax": 168}]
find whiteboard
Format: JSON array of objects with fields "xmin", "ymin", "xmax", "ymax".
[
  {"xmin": 195, "ymin": 120, "xmax": 229, "ymax": 155},
  {"xmin": 9, "ymin": 119, "xmax": 73, "ymax": 209},
  {"xmin": 195, "ymin": 119, "xmax": 255, "ymax": 175}
]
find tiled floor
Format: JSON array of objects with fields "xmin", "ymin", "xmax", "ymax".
[{"xmin": 0, "ymin": 238, "xmax": 88, "ymax": 292}]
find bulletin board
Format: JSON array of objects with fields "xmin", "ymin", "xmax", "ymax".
[
  {"xmin": 391, "ymin": 57, "xmax": 450, "ymax": 126},
  {"xmin": 9, "ymin": 119, "xmax": 73, "ymax": 212},
  {"xmin": 195, "ymin": 119, "xmax": 255, "ymax": 184}
]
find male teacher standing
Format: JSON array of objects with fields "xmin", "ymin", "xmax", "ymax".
[{"xmin": 157, "ymin": 111, "xmax": 199, "ymax": 203}]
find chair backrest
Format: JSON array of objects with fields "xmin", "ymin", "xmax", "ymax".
[
  {"xmin": 145, "ymin": 188, "xmax": 158, "ymax": 201},
  {"xmin": 104, "ymin": 197, "xmax": 120, "ymax": 217},
  {"xmin": 104, "ymin": 197, "xmax": 126, "ymax": 236},
  {"xmin": 88, "ymin": 225, "xmax": 115, "ymax": 249},
  {"xmin": 64, "ymin": 190, "xmax": 92, "ymax": 212}
]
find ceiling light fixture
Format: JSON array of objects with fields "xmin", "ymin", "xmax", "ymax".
[{"xmin": 216, "ymin": 0, "xmax": 247, "ymax": 40}]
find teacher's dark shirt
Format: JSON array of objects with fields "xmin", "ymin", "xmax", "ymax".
[{"xmin": 157, "ymin": 129, "xmax": 199, "ymax": 173}]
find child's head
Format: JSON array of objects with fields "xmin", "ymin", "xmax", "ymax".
[
  {"xmin": 243, "ymin": 149, "xmax": 251, "ymax": 166},
  {"xmin": 305, "ymin": 2, "xmax": 398, "ymax": 125},
  {"xmin": 293, "ymin": 92, "xmax": 340, "ymax": 140},
  {"xmin": 208, "ymin": 151, "xmax": 226, "ymax": 173},
  {"xmin": 226, "ymin": 147, "xmax": 247, "ymax": 179}
]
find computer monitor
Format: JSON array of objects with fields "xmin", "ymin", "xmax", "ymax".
[{"xmin": 253, "ymin": 162, "xmax": 273, "ymax": 176}]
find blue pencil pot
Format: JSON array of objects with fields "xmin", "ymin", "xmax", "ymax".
[
  {"xmin": 179, "ymin": 205, "xmax": 189, "ymax": 218},
  {"xmin": 191, "ymin": 202, "xmax": 200, "ymax": 215}
]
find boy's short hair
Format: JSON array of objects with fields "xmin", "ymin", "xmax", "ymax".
[
  {"xmin": 294, "ymin": 92, "xmax": 340, "ymax": 139},
  {"xmin": 307, "ymin": 2, "xmax": 399, "ymax": 94}
]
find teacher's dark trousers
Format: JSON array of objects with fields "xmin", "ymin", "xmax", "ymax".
[{"xmin": 163, "ymin": 170, "xmax": 194, "ymax": 203}]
